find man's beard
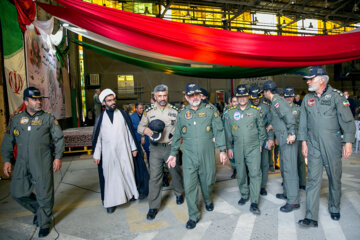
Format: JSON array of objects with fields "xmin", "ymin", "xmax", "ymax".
[
  {"xmin": 158, "ymin": 100, "xmax": 167, "ymax": 106},
  {"xmin": 106, "ymin": 104, "xmax": 116, "ymax": 111},
  {"xmin": 308, "ymin": 85, "xmax": 319, "ymax": 92},
  {"xmin": 189, "ymin": 99, "xmax": 201, "ymax": 107}
]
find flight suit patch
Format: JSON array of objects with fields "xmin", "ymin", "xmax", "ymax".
[
  {"xmin": 214, "ymin": 112, "xmax": 219, "ymax": 118},
  {"xmin": 168, "ymin": 113, "xmax": 177, "ymax": 118},
  {"xmin": 14, "ymin": 129, "xmax": 20, "ymax": 136},
  {"xmin": 232, "ymin": 125, "xmax": 237, "ymax": 130},
  {"xmin": 274, "ymin": 103, "xmax": 279, "ymax": 108},
  {"xmin": 182, "ymin": 126, "xmax": 187, "ymax": 133},
  {"xmin": 246, "ymin": 113, "xmax": 253, "ymax": 117},
  {"xmin": 54, "ymin": 120, "xmax": 59, "ymax": 125},
  {"xmin": 343, "ymin": 100, "xmax": 350, "ymax": 107},
  {"xmin": 320, "ymin": 100, "xmax": 331, "ymax": 105},
  {"xmin": 234, "ymin": 112, "xmax": 241, "ymax": 120},
  {"xmin": 206, "ymin": 126, "xmax": 211, "ymax": 132},
  {"xmin": 307, "ymin": 98, "xmax": 316, "ymax": 107},
  {"xmin": 292, "ymin": 110, "xmax": 298, "ymax": 115},
  {"xmin": 185, "ymin": 111, "xmax": 192, "ymax": 119},
  {"xmin": 197, "ymin": 112, "xmax": 206, "ymax": 118},
  {"xmin": 31, "ymin": 120, "xmax": 42, "ymax": 125},
  {"xmin": 20, "ymin": 117, "xmax": 29, "ymax": 125}
]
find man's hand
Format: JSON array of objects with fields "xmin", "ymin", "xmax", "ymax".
[
  {"xmin": 227, "ymin": 149, "xmax": 233, "ymax": 160},
  {"xmin": 302, "ymin": 141, "xmax": 308, "ymax": 158},
  {"xmin": 343, "ymin": 142, "xmax": 352, "ymax": 159},
  {"xmin": 53, "ymin": 159, "xmax": 62, "ymax": 172},
  {"xmin": 275, "ymin": 138, "xmax": 279, "ymax": 146},
  {"xmin": 286, "ymin": 134, "xmax": 296, "ymax": 144},
  {"xmin": 141, "ymin": 137, "xmax": 145, "ymax": 145},
  {"xmin": 220, "ymin": 152, "xmax": 228, "ymax": 165},
  {"xmin": 94, "ymin": 158, "xmax": 100, "ymax": 165},
  {"xmin": 266, "ymin": 124, "xmax": 273, "ymax": 133},
  {"xmin": 260, "ymin": 146, "xmax": 262, "ymax": 153},
  {"xmin": 143, "ymin": 127, "xmax": 153, "ymax": 137},
  {"xmin": 132, "ymin": 151, "xmax": 138, "ymax": 157},
  {"xmin": 267, "ymin": 140, "xmax": 274, "ymax": 149},
  {"xmin": 3, "ymin": 162, "xmax": 11, "ymax": 178},
  {"xmin": 166, "ymin": 156, "xmax": 177, "ymax": 168}
]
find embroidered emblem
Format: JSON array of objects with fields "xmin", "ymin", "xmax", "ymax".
[
  {"xmin": 292, "ymin": 110, "xmax": 298, "ymax": 115},
  {"xmin": 197, "ymin": 112, "xmax": 206, "ymax": 118},
  {"xmin": 20, "ymin": 117, "xmax": 29, "ymax": 125},
  {"xmin": 13, "ymin": 129, "xmax": 20, "ymax": 136},
  {"xmin": 214, "ymin": 112, "xmax": 219, "ymax": 118},
  {"xmin": 182, "ymin": 126, "xmax": 187, "ymax": 133},
  {"xmin": 31, "ymin": 120, "xmax": 42, "ymax": 125},
  {"xmin": 206, "ymin": 126, "xmax": 211, "ymax": 132},
  {"xmin": 232, "ymin": 125, "xmax": 237, "ymax": 130},
  {"xmin": 307, "ymin": 98, "xmax": 316, "ymax": 107},
  {"xmin": 274, "ymin": 103, "xmax": 279, "ymax": 108},
  {"xmin": 185, "ymin": 111, "xmax": 192, "ymax": 119},
  {"xmin": 343, "ymin": 100, "xmax": 350, "ymax": 107},
  {"xmin": 324, "ymin": 94, "xmax": 331, "ymax": 100},
  {"xmin": 234, "ymin": 112, "xmax": 241, "ymax": 120},
  {"xmin": 54, "ymin": 120, "xmax": 59, "ymax": 125}
]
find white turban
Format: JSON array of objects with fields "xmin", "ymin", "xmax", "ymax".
[{"xmin": 99, "ymin": 88, "xmax": 116, "ymax": 103}]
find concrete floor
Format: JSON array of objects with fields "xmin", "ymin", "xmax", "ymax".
[{"xmin": 1, "ymin": 152, "xmax": 360, "ymax": 240}]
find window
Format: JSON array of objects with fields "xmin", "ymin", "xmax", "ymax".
[{"xmin": 117, "ymin": 75, "xmax": 134, "ymax": 95}]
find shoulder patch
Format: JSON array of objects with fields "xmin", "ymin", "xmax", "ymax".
[
  {"xmin": 250, "ymin": 105, "xmax": 259, "ymax": 110},
  {"xmin": 332, "ymin": 88, "xmax": 344, "ymax": 97},
  {"xmin": 169, "ymin": 104, "xmax": 178, "ymax": 111}
]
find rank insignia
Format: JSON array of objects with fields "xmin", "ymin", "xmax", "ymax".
[
  {"xmin": 234, "ymin": 112, "xmax": 241, "ymax": 120},
  {"xmin": 198, "ymin": 112, "xmax": 206, "ymax": 118},
  {"xmin": 324, "ymin": 94, "xmax": 331, "ymax": 100},
  {"xmin": 307, "ymin": 98, "xmax": 316, "ymax": 107},
  {"xmin": 274, "ymin": 103, "xmax": 279, "ymax": 108},
  {"xmin": 214, "ymin": 112, "xmax": 219, "ymax": 118},
  {"xmin": 20, "ymin": 117, "xmax": 29, "ymax": 125},
  {"xmin": 182, "ymin": 126, "xmax": 187, "ymax": 133},
  {"xmin": 168, "ymin": 113, "xmax": 177, "ymax": 118},
  {"xmin": 185, "ymin": 111, "xmax": 192, "ymax": 119},
  {"xmin": 343, "ymin": 100, "xmax": 350, "ymax": 107},
  {"xmin": 232, "ymin": 125, "xmax": 237, "ymax": 130},
  {"xmin": 206, "ymin": 126, "xmax": 211, "ymax": 132},
  {"xmin": 144, "ymin": 112, "xmax": 147, "ymax": 117},
  {"xmin": 13, "ymin": 129, "xmax": 20, "ymax": 136}
]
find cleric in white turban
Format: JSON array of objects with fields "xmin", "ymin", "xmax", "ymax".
[{"xmin": 92, "ymin": 89, "xmax": 149, "ymax": 213}]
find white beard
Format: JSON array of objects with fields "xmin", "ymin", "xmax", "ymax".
[{"xmin": 190, "ymin": 100, "xmax": 201, "ymax": 107}]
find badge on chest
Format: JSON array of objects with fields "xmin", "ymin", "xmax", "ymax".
[{"xmin": 307, "ymin": 98, "xmax": 316, "ymax": 107}]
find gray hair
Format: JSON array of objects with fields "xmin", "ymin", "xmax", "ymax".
[
  {"xmin": 319, "ymin": 75, "xmax": 329, "ymax": 84},
  {"xmin": 154, "ymin": 84, "xmax": 168, "ymax": 95}
]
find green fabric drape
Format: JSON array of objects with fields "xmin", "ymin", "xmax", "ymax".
[{"xmin": 72, "ymin": 39, "xmax": 304, "ymax": 79}]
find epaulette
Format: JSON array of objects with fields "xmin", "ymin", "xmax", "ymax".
[
  {"xmin": 45, "ymin": 111, "xmax": 56, "ymax": 118},
  {"xmin": 262, "ymin": 101, "xmax": 270, "ymax": 106},
  {"xmin": 251, "ymin": 105, "xmax": 260, "ymax": 110},
  {"xmin": 145, "ymin": 106, "xmax": 154, "ymax": 112},
  {"xmin": 205, "ymin": 103, "xmax": 215, "ymax": 110},
  {"xmin": 332, "ymin": 88, "xmax": 344, "ymax": 97},
  {"xmin": 13, "ymin": 111, "xmax": 23, "ymax": 116},
  {"xmin": 228, "ymin": 106, "xmax": 237, "ymax": 111},
  {"xmin": 168, "ymin": 104, "xmax": 178, "ymax": 111}
]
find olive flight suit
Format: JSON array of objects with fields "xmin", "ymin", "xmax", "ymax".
[
  {"xmin": 1, "ymin": 110, "xmax": 64, "ymax": 228},
  {"xmin": 170, "ymin": 103, "xmax": 226, "ymax": 222},
  {"xmin": 270, "ymin": 94, "xmax": 299, "ymax": 204},
  {"xmin": 298, "ymin": 85, "xmax": 355, "ymax": 221},
  {"xmin": 224, "ymin": 104, "xmax": 266, "ymax": 204}
]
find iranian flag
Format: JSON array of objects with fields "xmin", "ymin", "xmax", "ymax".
[{"xmin": 0, "ymin": 0, "xmax": 27, "ymax": 114}]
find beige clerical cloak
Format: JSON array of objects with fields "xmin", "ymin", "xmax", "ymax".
[{"xmin": 93, "ymin": 109, "xmax": 139, "ymax": 207}]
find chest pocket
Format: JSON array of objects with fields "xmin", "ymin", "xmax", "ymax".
[{"xmin": 320, "ymin": 100, "xmax": 336, "ymax": 116}]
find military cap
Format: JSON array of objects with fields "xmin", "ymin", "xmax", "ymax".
[
  {"xmin": 148, "ymin": 119, "xmax": 165, "ymax": 143},
  {"xmin": 235, "ymin": 85, "xmax": 249, "ymax": 97},
  {"xmin": 200, "ymin": 88, "xmax": 209, "ymax": 97},
  {"xmin": 262, "ymin": 80, "xmax": 277, "ymax": 91},
  {"xmin": 23, "ymin": 87, "xmax": 47, "ymax": 100},
  {"xmin": 249, "ymin": 85, "xmax": 263, "ymax": 99},
  {"xmin": 283, "ymin": 86, "xmax": 295, "ymax": 97},
  {"xmin": 303, "ymin": 66, "xmax": 328, "ymax": 79},
  {"xmin": 185, "ymin": 82, "xmax": 202, "ymax": 96}
]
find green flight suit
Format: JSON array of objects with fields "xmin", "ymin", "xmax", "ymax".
[
  {"xmin": 290, "ymin": 103, "xmax": 307, "ymax": 187},
  {"xmin": 223, "ymin": 108, "xmax": 236, "ymax": 170},
  {"xmin": 170, "ymin": 103, "xmax": 226, "ymax": 221},
  {"xmin": 1, "ymin": 110, "xmax": 64, "ymax": 228},
  {"xmin": 298, "ymin": 85, "xmax": 355, "ymax": 221},
  {"xmin": 270, "ymin": 94, "xmax": 299, "ymax": 204},
  {"xmin": 255, "ymin": 101, "xmax": 274, "ymax": 189},
  {"xmin": 224, "ymin": 104, "xmax": 266, "ymax": 204}
]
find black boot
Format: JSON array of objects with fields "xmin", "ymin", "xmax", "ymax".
[{"xmin": 231, "ymin": 169, "xmax": 237, "ymax": 179}]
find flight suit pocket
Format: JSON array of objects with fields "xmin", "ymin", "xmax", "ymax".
[{"xmin": 10, "ymin": 165, "xmax": 32, "ymax": 198}]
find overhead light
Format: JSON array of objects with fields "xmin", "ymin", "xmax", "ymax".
[
  {"xmin": 221, "ymin": 13, "xmax": 227, "ymax": 21},
  {"xmin": 185, "ymin": 10, "xmax": 191, "ymax": 18},
  {"xmin": 290, "ymin": 0, "xmax": 296, "ymax": 4},
  {"xmin": 144, "ymin": 6, "xmax": 150, "ymax": 15},
  {"xmin": 354, "ymin": 3, "xmax": 359, "ymax": 12},
  {"xmin": 324, "ymin": 0, "xmax": 329, "ymax": 8},
  {"xmin": 309, "ymin": 22, "xmax": 314, "ymax": 28},
  {"xmin": 62, "ymin": 23, "xmax": 69, "ymax": 27}
]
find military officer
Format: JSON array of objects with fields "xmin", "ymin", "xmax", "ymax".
[
  {"xmin": 1, "ymin": 87, "xmax": 64, "ymax": 238},
  {"xmin": 138, "ymin": 84, "xmax": 184, "ymax": 220},
  {"xmin": 249, "ymin": 85, "xmax": 274, "ymax": 196},
  {"xmin": 283, "ymin": 86, "xmax": 306, "ymax": 190},
  {"xmin": 224, "ymin": 85, "xmax": 266, "ymax": 215},
  {"xmin": 167, "ymin": 82, "xmax": 227, "ymax": 229},
  {"xmin": 298, "ymin": 66, "xmax": 355, "ymax": 227},
  {"xmin": 263, "ymin": 81, "xmax": 300, "ymax": 213}
]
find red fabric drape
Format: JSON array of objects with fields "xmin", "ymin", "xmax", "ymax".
[
  {"xmin": 38, "ymin": 0, "xmax": 360, "ymax": 67},
  {"xmin": 14, "ymin": 0, "xmax": 36, "ymax": 33}
]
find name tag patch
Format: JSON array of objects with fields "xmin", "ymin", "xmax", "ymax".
[
  {"xmin": 197, "ymin": 112, "xmax": 206, "ymax": 118},
  {"xmin": 31, "ymin": 120, "xmax": 42, "ymax": 125}
]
